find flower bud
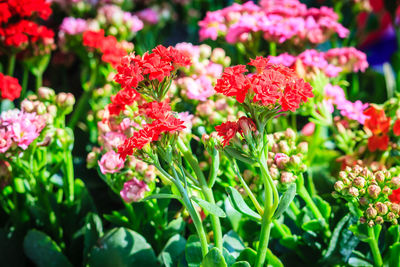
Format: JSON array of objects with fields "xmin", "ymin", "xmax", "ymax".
[
  {"xmin": 387, "ymin": 212, "xmax": 396, "ymax": 221},
  {"xmin": 289, "ymin": 155, "xmax": 301, "ymax": 168},
  {"xmin": 199, "ymin": 44, "xmax": 212, "ymax": 58},
  {"xmin": 56, "ymin": 92, "xmax": 75, "ymax": 109},
  {"xmin": 339, "ymin": 171, "xmax": 347, "ymax": 180},
  {"xmin": 391, "ymin": 203, "xmax": 400, "ymax": 214},
  {"xmin": 342, "ymin": 177, "xmax": 351, "ymax": 186},
  {"xmin": 353, "ymin": 176, "xmax": 365, "ymax": 188},
  {"xmin": 280, "ymin": 171, "xmax": 295, "ymax": 183},
  {"xmin": 38, "ymin": 87, "xmax": 55, "ymax": 100},
  {"xmin": 274, "ymin": 153, "xmax": 289, "ymax": 169},
  {"xmin": 284, "ymin": 128, "xmax": 296, "ymax": 139},
  {"xmin": 21, "ymin": 99, "xmax": 35, "ymax": 112},
  {"xmin": 278, "ymin": 141, "xmax": 290, "ymax": 154},
  {"xmin": 374, "ymin": 171, "xmax": 385, "ymax": 184},
  {"xmin": 359, "ymin": 197, "xmax": 368, "ymax": 206},
  {"xmin": 391, "ymin": 176, "xmax": 400, "ymax": 189},
  {"xmin": 360, "ymin": 217, "xmax": 367, "ymax": 224},
  {"xmin": 269, "ymin": 166, "xmax": 279, "ymax": 180},
  {"xmin": 297, "ymin": 142, "xmax": 308, "ymax": 154},
  {"xmin": 331, "ymin": 191, "xmax": 340, "ymax": 198},
  {"xmin": 366, "ymin": 205, "xmax": 377, "ymax": 219},
  {"xmin": 375, "ymin": 216, "xmax": 384, "ymax": 224},
  {"xmin": 35, "ymin": 102, "xmax": 46, "ymax": 115},
  {"xmin": 368, "ymin": 184, "xmax": 381, "ymax": 199},
  {"xmin": 382, "ymin": 186, "xmax": 392, "ymax": 195},
  {"xmin": 271, "ymin": 143, "xmax": 279, "ymax": 153},
  {"xmin": 375, "ymin": 202, "xmax": 388, "ymax": 215},
  {"xmin": 243, "ymin": 170, "xmax": 253, "ymax": 182},
  {"xmin": 334, "ymin": 181, "xmax": 344, "ymax": 191},
  {"xmin": 348, "ymin": 187, "xmax": 359, "ymax": 197},
  {"xmin": 368, "ymin": 220, "xmax": 375, "ymax": 227}
]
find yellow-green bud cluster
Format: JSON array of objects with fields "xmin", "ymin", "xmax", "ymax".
[{"xmin": 333, "ymin": 165, "xmax": 400, "ymax": 227}]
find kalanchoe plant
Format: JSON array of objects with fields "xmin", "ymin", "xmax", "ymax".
[{"xmin": 212, "ymin": 56, "xmax": 314, "ymax": 267}]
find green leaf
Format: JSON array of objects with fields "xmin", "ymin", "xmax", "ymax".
[
  {"xmin": 389, "ymin": 242, "xmax": 400, "ymax": 267},
  {"xmin": 23, "ymin": 230, "xmax": 72, "ymax": 267},
  {"xmin": 222, "ymin": 247, "xmax": 236, "ymax": 266},
  {"xmin": 222, "ymin": 230, "xmax": 245, "ymax": 259},
  {"xmin": 312, "ymin": 195, "xmax": 331, "ymax": 220},
  {"xmin": 323, "ymin": 214, "xmax": 350, "ymax": 260},
  {"xmin": 348, "ymin": 257, "xmax": 373, "ymax": 267},
  {"xmin": 83, "ymin": 213, "xmax": 103, "ymax": 260},
  {"xmin": 159, "ymin": 234, "xmax": 186, "ymax": 267},
  {"xmin": 224, "ymin": 198, "xmax": 242, "ymax": 232},
  {"xmin": 185, "ymin": 235, "xmax": 203, "ymax": 267},
  {"xmin": 165, "ymin": 217, "xmax": 186, "ymax": 240},
  {"xmin": 236, "ymin": 248, "xmax": 257, "ymax": 266},
  {"xmin": 231, "ymin": 261, "xmax": 251, "ymax": 267},
  {"xmin": 87, "ymin": 227, "xmax": 157, "ymax": 266},
  {"xmin": 301, "ymin": 219, "xmax": 325, "ymax": 232},
  {"xmin": 141, "ymin": 193, "xmax": 180, "ymax": 202},
  {"xmin": 279, "ymin": 236, "xmax": 299, "ymax": 250},
  {"xmin": 226, "ymin": 187, "xmax": 261, "ymax": 221},
  {"xmin": 191, "ymin": 197, "xmax": 226, "ymax": 218},
  {"xmin": 14, "ymin": 178, "xmax": 26, "ymax": 193},
  {"xmin": 272, "ymin": 183, "xmax": 296, "ymax": 219},
  {"xmin": 388, "ymin": 225, "xmax": 400, "ymax": 244},
  {"xmin": 201, "ymin": 248, "xmax": 227, "ymax": 267},
  {"xmin": 266, "ymin": 249, "xmax": 283, "ymax": 267},
  {"xmin": 1, "ymin": 99, "xmax": 14, "ymax": 112}
]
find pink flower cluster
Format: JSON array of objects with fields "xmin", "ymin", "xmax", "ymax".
[
  {"xmin": 323, "ymin": 84, "xmax": 368, "ymax": 124},
  {"xmin": 199, "ymin": 0, "xmax": 349, "ymax": 45},
  {"xmin": 269, "ymin": 47, "xmax": 368, "ymax": 78},
  {"xmin": 173, "ymin": 43, "xmax": 227, "ymax": 101},
  {"xmin": 97, "ymin": 5, "xmax": 143, "ymax": 33},
  {"xmin": 120, "ymin": 177, "xmax": 150, "ymax": 203},
  {"xmin": 0, "ymin": 109, "xmax": 45, "ymax": 153}
]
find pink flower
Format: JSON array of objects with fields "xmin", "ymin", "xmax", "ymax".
[
  {"xmin": 178, "ymin": 76, "xmax": 214, "ymax": 101},
  {"xmin": 59, "ymin": 17, "xmax": 88, "ymax": 35},
  {"xmin": 275, "ymin": 153, "xmax": 290, "ymax": 169},
  {"xmin": 0, "ymin": 129, "xmax": 11, "ymax": 153},
  {"xmin": 301, "ymin": 122, "xmax": 315, "ymax": 136},
  {"xmin": 268, "ymin": 53, "xmax": 296, "ymax": 67},
  {"xmin": 323, "ymin": 83, "xmax": 346, "ymax": 113},
  {"xmin": 102, "ymin": 131, "xmax": 127, "ymax": 151},
  {"xmin": 98, "ymin": 150, "xmax": 124, "ymax": 174},
  {"xmin": 178, "ymin": 111, "xmax": 194, "ymax": 133},
  {"xmin": 198, "ymin": 11, "xmax": 227, "ymax": 41},
  {"xmin": 136, "ymin": 8, "xmax": 159, "ymax": 25},
  {"xmin": 120, "ymin": 178, "xmax": 150, "ymax": 203},
  {"xmin": 325, "ymin": 47, "xmax": 369, "ymax": 73},
  {"xmin": 338, "ymin": 100, "xmax": 369, "ymax": 124}
]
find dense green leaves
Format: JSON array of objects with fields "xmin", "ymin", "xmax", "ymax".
[
  {"xmin": 159, "ymin": 234, "xmax": 186, "ymax": 267},
  {"xmin": 201, "ymin": 248, "xmax": 227, "ymax": 267},
  {"xmin": 23, "ymin": 230, "xmax": 72, "ymax": 267},
  {"xmin": 186, "ymin": 235, "xmax": 203, "ymax": 267}
]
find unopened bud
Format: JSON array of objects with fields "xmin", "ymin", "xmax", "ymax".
[
  {"xmin": 375, "ymin": 171, "xmax": 385, "ymax": 183},
  {"xmin": 382, "ymin": 186, "xmax": 392, "ymax": 195},
  {"xmin": 35, "ymin": 102, "xmax": 46, "ymax": 115},
  {"xmin": 289, "ymin": 155, "xmax": 302, "ymax": 167},
  {"xmin": 339, "ymin": 171, "xmax": 347, "ymax": 180},
  {"xmin": 280, "ymin": 171, "xmax": 295, "ymax": 183},
  {"xmin": 366, "ymin": 205, "xmax": 377, "ymax": 219},
  {"xmin": 334, "ymin": 181, "xmax": 344, "ymax": 191},
  {"xmin": 275, "ymin": 153, "xmax": 289, "ymax": 169},
  {"xmin": 21, "ymin": 99, "xmax": 35, "ymax": 112},
  {"xmin": 269, "ymin": 166, "xmax": 279, "ymax": 180},
  {"xmin": 368, "ymin": 220, "xmax": 375, "ymax": 227},
  {"xmin": 38, "ymin": 87, "xmax": 55, "ymax": 100},
  {"xmin": 391, "ymin": 176, "xmax": 400, "ymax": 189},
  {"xmin": 353, "ymin": 176, "xmax": 365, "ymax": 188},
  {"xmin": 375, "ymin": 216, "xmax": 384, "ymax": 224},
  {"xmin": 284, "ymin": 128, "xmax": 296, "ymax": 139},
  {"xmin": 375, "ymin": 202, "xmax": 388, "ymax": 215},
  {"xmin": 278, "ymin": 141, "xmax": 290, "ymax": 154},
  {"xmin": 360, "ymin": 217, "xmax": 367, "ymax": 224},
  {"xmin": 86, "ymin": 151, "xmax": 98, "ymax": 168},
  {"xmin": 359, "ymin": 197, "xmax": 368, "ymax": 206},
  {"xmin": 387, "ymin": 212, "xmax": 396, "ymax": 221},
  {"xmin": 331, "ymin": 191, "xmax": 340, "ymax": 198},
  {"xmin": 348, "ymin": 187, "xmax": 359, "ymax": 197},
  {"xmin": 297, "ymin": 142, "xmax": 308, "ymax": 154},
  {"xmin": 342, "ymin": 177, "xmax": 351, "ymax": 186},
  {"xmin": 391, "ymin": 203, "xmax": 400, "ymax": 214},
  {"xmin": 368, "ymin": 184, "xmax": 381, "ymax": 199}
]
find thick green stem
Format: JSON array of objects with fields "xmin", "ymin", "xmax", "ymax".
[
  {"xmin": 255, "ymin": 216, "xmax": 272, "ymax": 267},
  {"xmin": 367, "ymin": 227, "xmax": 383, "ymax": 267},
  {"xmin": 64, "ymin": 150, "xmax": 74, "ymax": 203},
  {"xmin": 289, "ymin": 202, "xmax": 300, "ymax": 216},
  {"xmin": 35, "ymin": 73, "xmax": 42, "ymax": 91},
  {"xmin": 173, "ymin": 178, "xmax": 209, "ymax": 256},
  {"xmin": 7, "ymin": 54, "xmax": 16, "ymax": 76},
  {"xmin": 269, "ymin": 42, "xmax": 277, "ymax": 57},
  {"xmin": 298, "ymin": 185, "xmax": 331, "ymax": 237},
  {"xmin": 272, "ymin": 220, "xmax": 289, "ymax": 238},
  {"xmin": 68, "ymin": 65, "xmax": 97, "ymax": 129},
  {"xmin": 177, "ymin": 138, "xmax": 223, "ymax": 251}
]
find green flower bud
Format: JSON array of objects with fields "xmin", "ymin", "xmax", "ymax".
[
  {"xmin": 375, "ymin": 202, "xmax": 388, "ymax": 215},
  {"xmin": 353, "ymin": 176, "xmax": 365, "ymax": 188},
  {"xmin": 375, "ymin": 216, "xmax": 384, "ymax": 224},
  {"xmin": 366, "ymin": 205, "xmax": 377, "ymax": 219},
  {"xmin": 348, "ymin": 187, "xmax": 359, "ymax": 197},
  {"xmin": 368, "ymin": 184, "xmax": 381, "ymax": 199},
  {"xmin": 374, "ymin": 171, "xmax": 385, "ymax": 184},
  {"xmin": 334, "ymin": 181, "xmax": 344, "ymax": 191}
]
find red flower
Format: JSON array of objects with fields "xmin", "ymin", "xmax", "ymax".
[
  {"xmin": 8, "ymin": 0, "xmax": 52, "ymax": 20},
  {"xmin": 115, "ymin": 54, "xmax": 144, "ymax": 90},
  {"xmin": 107, "ymin": 103, "xmax": 125, "ymax": 116},
  {"xmin": 389, "ymin": 188, "xmax": 400, "ymax": 204},
  {"xmin": 237, "ymin": 116, "xmax": 256, "ymax": 136},
  {"xmin": 251, "ymin": 70, "xmax": 285, "ymax": 106},
  {"xmin": 363, "ymin": 106, "xmax": 391, "ymax": 152},
  {"xmin": 83, "ymin": 30, "xmax": 105, "ymax": 49},
  {"xmin": 152, "ymin": 113, "xmax": 186, "ymax": 133},
  {"xmin": 118, "ymin": 126, "xmax": 160, "ymax": 158},
  {"xmin": 0, "ymin": 3, "xmax": 11, "ymax": 24},
  {"xmin": 112, "ymin": 88, "xmax": 139, "ymax": 106},
  {"xmin": 249, "ymin": 56, "xmax": 270, "ymax": 73},
  {"xmin": 141, "ymin": 52, "xmax": 174, "ymax": 82},
  {"xmin": 214, "ymin": 65, "xmax": 249, "ymax": 103},
  {"xmin": 394, "ymin": 119, "xmax": 400, "ymax": 136},
  {"xmin": 0, "ymin": 73, "xmax": 22, "ymax": 101},
  {"xmin": 215, "ymin": 121, "xmax": 239, "ymax": 147},
  {"xmin": 139, "ymin": 101, "xmax": 171, "ymax": 120}
]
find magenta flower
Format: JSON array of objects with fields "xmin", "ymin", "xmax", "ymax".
[
  {"xmin": 60, "ymin": 17, "xmax": 88, "ymax": 35},
  {"xmin": 338, "ymin": 100, "xmax": 369, "ymax": 124},
  {"xmin": 136, "ymin": 8, "xmax": 159, "ymax": 25},
  {"xmin": 98, "ymin": 150, "xmax": 124, "ymax": 174},
  {"xmin": 323, "ymin": 83, "xmax": 346, "ymax": 113},
  {"xmin": 120, "ymin": 178, "xmax": 150, "ymax": 203},
  {"xmin": 102, "ymin": 131, "xmax": 127, "ymax": 151},
  {"xmin": 0, "ymin": 129, "xmax": 12, "ymax": 153},
  {"xmin": 268, "ymin": 53, "xmax": 296, "ymax": 67},
  {"xmin": 301, "ymin": 122, "xmax": 315, "ymax": 136}
]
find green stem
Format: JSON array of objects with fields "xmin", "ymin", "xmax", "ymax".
[
  {"xmin": 272, "ymin": 220, "xmax": 289, "ymax": 238},
  {"xmin": 7, "ymin": 54, "xmax": 16, "ymax": 76},
  {"xmin": 67, "ymin": 65, "xmax": 97, "ymax": 129},
  {"xmin": 298, "ymin": 185, "xmax": 331, "ymax": 237},
  {"xmin": 269, "ymin": 42, "xmax": 277, "ymax": 57},
  {"xmin": 289, "ymin": 202, "xmax": 301, "ymax": 216},
  {"xmin": 64, "ymin": 150, "xmax": 74, "ymax": 203},
  {"xmin": 21, "ymin": 67, "xmax": 29, "ymax": 99},
  {"xmin": 255, "ymin": 214, "xmax": 272, "ymax": 267},
  {"xmin": 177, "ymin": 138, "xmax": 223, "ymax": 251},
  {"xmin": 35, "ymin": 73, "xmax": 42, "ymax": 91},
  {"xmin": 173, "ymin": 178, "xmax": 209, "ymax": 256},
  {"xmin": 367, "ymin": 227, "xmax": 382, "ymax": 267}
]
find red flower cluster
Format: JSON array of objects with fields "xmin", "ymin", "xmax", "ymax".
[
  {"xmin": 214, "ymin": 56, "xmax": 314, "ymax": 111},
  {"xmin": 114, "ymin": 45, "xmax": 191, "ymax": 90},
  {"xmin": 117, "ymin": 101, "xmax": 185, "ymax": 159},
  {"xmin": 0, "ymin": 0, "xmax": 53, "ymax": 50},
  {"xmin": 82, "ymin": 30, "xmax": 129, "ymax": 68},
  {"xmin": 109, "ymin": 45, "xmax": 191, "ymax": 116},
  {"xmin": 0, "ymin": 72, "xmax": 22, "ymax": 101},
  {"xmin": 215, "ymin": 116, "xmax": 256, "ymax": 147},
  {"xmin": 363, "ymin": 107, "xmax": 391, "ymax": 152}
]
